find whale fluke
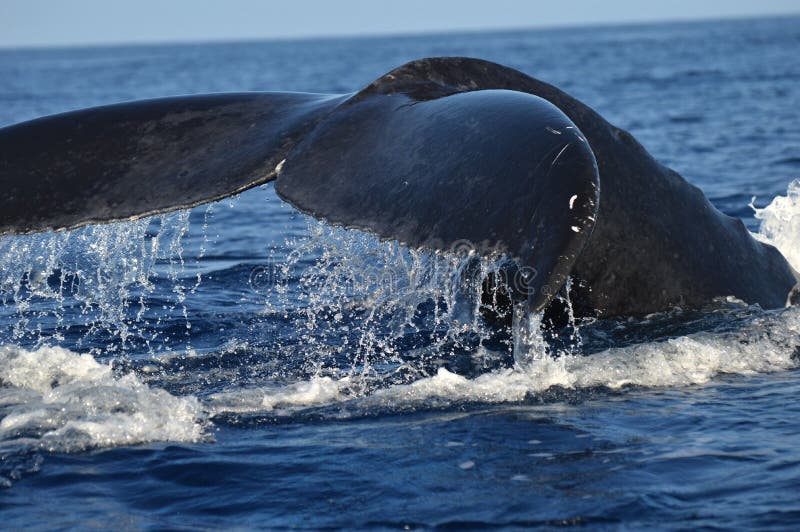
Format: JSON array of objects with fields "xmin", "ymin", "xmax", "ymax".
[
  {"xmin": 0, "ymin": 92, "xmax": 346, "ymax": 235},
  {"xmin": 0, "ymin": 57, "xmax": 795, "ymax": 318},
  {"xmin": 275, "ymin": 89, "xmax": 599, "ymax": 311}
]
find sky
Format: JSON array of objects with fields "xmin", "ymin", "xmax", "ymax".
[{"xmin": 1, "ymin": 0, "xmax": 799, "ymax": 48}]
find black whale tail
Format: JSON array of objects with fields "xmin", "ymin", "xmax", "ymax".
[
  {"xmin": 0, "ymin": 58, "xmax": 600, "ymax": 313},
  {"xmin": 0, "ymin": 91, "xmax": 348, "ymax": 235},
  {"xmin": 0, "ymin": 57, "xmax": 795, "ymax": 317}
]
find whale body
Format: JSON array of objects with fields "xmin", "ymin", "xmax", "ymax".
[{"xmin": 0, "ymin": 57, "xmax": 796, "ymax": 318}]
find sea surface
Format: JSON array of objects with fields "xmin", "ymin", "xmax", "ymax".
[{"xmin": 1, "ymin": 16, "xmax": 800, "ymax": 529}]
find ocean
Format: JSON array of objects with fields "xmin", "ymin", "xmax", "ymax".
[{"xmin": 1, "ymin": 15, "xmax": 799, "ymax": 529}]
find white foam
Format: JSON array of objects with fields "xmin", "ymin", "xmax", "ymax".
[
  {"xmin": 208, "ymin": 376, "xmax": 349, "ymax": 415},
  {"xmin": 0, "ymin": 345, "xmax": 207, "ymax": 452},
  {"xmin": 368, "ymin": 308, "xmax": 799, "ymax": 406},
  {"xmin": 752, "ymin": 179, "xmax": 800, "ymax": 273},
  {"xmin": 207, "ymin": 308, "xmax": 800, "ymax": 417}
]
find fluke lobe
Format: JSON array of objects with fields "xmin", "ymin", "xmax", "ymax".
[{"xmin": 0, "ymin": 57, "xmax": 796, "ymax": 319}]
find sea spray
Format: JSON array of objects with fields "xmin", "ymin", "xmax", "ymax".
[
  {"xmin": 0, "ymin": 345, "xmax": 208, "ymax": 455},
  {"xmin": 0, "ymin": 211, "xmax": 196, "ymax": 352},
  {"xmin": 266, "ymin": 219, "xmax": 511, "ymax": 385},
  {"xmin": 2, "ymin": 180, "xmax": 800, "ymax": 446},
  {"xmin": 752, "ymin": 178, "xmax": 800, "ymax": 272}
]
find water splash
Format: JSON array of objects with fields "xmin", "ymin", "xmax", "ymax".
[
  {"xmin": 262, "ymin": 219, "xmax": 513, "ymax": 386},
  {"xmin": 512, "ymin": 306, "xmax": 547, "ymax": 368},
  {"xmin": 3, "ymin": 181, "xmax": 800, "ymax": 457},
  {"xmin": 0, "ymin": 211, "xmax": 195, "ymax": 353},
  {"xmin": 208, "ymin": 306, "xmax": 800, "ymax": 419},
  {"xmin": 0, "ymin": 344, "xmax": 208, "ymax": 480},
  {"xmin": 751, "ymin": 178, "xmax": 800, "ymax": 272}
]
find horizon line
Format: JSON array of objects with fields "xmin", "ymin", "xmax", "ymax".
[{"xmin": 1, "ymin": 11, "xmax": 798, "ymax": 52}]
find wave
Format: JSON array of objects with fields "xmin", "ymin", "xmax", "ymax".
[
  {"xmin": 3, "ymin": 305, "xmax": 795, "ymax": 460},
  {"xmin": 1, "ymin": 180, "xmax": 800, "ymax": 460},
  {"xmin": 0, "ymin": 345, "xmax": 208, "ymax": 455},
  {"xmin": 208, "ymin": 306, "xmax": 800, "ymax": 418}
]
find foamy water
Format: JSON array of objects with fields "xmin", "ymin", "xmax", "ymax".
[
  {"xmin": 206, "ymin": 182, "xmax": 800, "ymax": 417},
  {"xmin": 1, "ymin": 180, "xmax": 799, "ymax": 454},
  {"xmin": 0, "ymin": 345, "xmax": 207, "ymax": 455},
  {"xmin": 206, "ymin": 306, "xmax": 800, "ymax": 417},
  {"xmin": 4, "ymin": 296, "xmax": 795, "ymax": 446}
]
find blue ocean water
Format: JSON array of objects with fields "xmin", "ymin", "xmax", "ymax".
[{"xmin": 1, "ymin": 16, "xmax": 800, "ymax": 529}]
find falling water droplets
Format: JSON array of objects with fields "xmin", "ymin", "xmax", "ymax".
[{"xmin": 0, "ymin": 210, "xmax": 197, "ymax": 354}]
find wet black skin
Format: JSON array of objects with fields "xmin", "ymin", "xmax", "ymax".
[{"xmin": 0, "ymin": 57, "xmax": 796, "ymax": 320}]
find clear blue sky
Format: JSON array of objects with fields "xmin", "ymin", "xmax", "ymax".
[{"xmin": 1, "ymin": 0, "xmax": 798, "ymax": 48}]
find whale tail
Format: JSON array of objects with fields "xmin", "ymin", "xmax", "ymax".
[
  {"xmin": 0, "ymin": 91, "xmax": 348, "ymax": 236},
  {"xmin": 0, "ymin": 58, "xmax": 599, "ymax": 313},
  {"xmin": 1, "ymin": 57, "xmax": 794, "ymax": 316}
]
